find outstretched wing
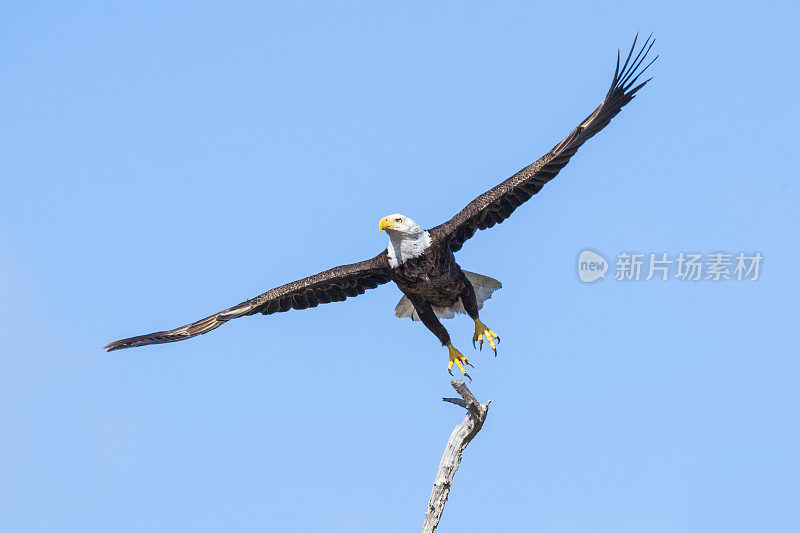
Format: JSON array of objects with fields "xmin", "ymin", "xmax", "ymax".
[
  {"xmin": 429, "ymin": 34, "xmax": 657, "ymax": 252},
  {"xmin": 105, "ymin": 251, "xmax": 391, "ymax": 351}
]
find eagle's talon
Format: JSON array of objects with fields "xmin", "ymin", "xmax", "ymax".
[
  {"xmin": 473, "ymin": 319, "xmax": 500, "ymax": 355},
  {"xmin": 446, "ymin": 344, "xmax": 472, "ymax": 378}
]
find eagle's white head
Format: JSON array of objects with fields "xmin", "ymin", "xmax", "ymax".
[{"xmin": 379, "ymin": 214, "xmax": 432, "ymax": 268}]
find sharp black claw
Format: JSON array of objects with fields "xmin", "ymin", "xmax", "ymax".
[
  {"xmin": 448, "ymin": 368, "xmax": 454, "ymax": 376},
  {"xmin": 472, "ymin": 339, "xmax": 476, "ymax": 349},
  {"xmin": 464, "ymin": 372, "xmax": 472, "ymax": 382},
  {"xmin": 466, "ymin": 359, "xmax": 474, "ymax": 368}
]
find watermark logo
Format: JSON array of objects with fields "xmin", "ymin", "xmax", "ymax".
[
  {"xmin": 578, "ymin": 250, "xmax": 763, "ymax": 283},
  {"xmin": 577, "ymin": 250, "xmax": 608, "ymax": 283}
]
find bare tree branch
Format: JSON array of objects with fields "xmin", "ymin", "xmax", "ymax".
[{"xmin": 422, "ymin": 380, "xmax": 491, "ymax": 533}]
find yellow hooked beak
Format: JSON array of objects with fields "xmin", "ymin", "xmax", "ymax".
[{"xmin": 378, "ymin": 216, "xmax": 396, "ymax": 232}]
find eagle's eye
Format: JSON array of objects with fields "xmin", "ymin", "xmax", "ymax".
[{"xmin": 395, "ymin": 218, "xmax": 402, "ymax": 223}]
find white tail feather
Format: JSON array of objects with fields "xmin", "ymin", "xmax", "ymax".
[{"xmin": 394, "ymin": 271, "xmax": 502, "ymax": 321}]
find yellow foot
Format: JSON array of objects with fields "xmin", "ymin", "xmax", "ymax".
[
  {"xmin": 473, "ymin": 319, "xmax": 500, "ymax": 355},
  {"xmin": 446, "ymin": 344, "xmax": 473, "ymax": 381}
]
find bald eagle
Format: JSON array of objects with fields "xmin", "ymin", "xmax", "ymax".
[{"xmin": 106, "ymin": 35, "xmax": 656, "ymax": 378}]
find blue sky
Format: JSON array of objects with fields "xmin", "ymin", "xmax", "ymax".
[{"xmin": 2, "ymin": 2, "xmax": 798, "ymax": 531}]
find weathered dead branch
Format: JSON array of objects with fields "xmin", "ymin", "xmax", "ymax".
[{"xmin": 422, "ymin": 380, "xmax": 490, "ymax": 533}]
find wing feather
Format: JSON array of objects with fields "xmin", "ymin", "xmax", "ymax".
[
  {"xmin": 430, "ymin": 34, "xmax": 657, "ymax": 252},
  {"xmin": 104, "ymin": 252, "xmax": 391, "ymax": 351}
]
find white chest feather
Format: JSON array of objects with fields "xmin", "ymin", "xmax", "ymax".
[{"xmin": 386, "ymin": 231, "xmax": 432, "ymax": 268}]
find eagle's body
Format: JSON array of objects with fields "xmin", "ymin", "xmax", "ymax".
[
  {"xmin": 105, "ymin": 35, "xmax": 657, "ymax": 378},
  {"xmin": 387, "ymin": 236, "xmax": 463, "ymax": 311},
  {"xmin": 382, "ymin": 225, "xmax": 488, "ymax": 354}
]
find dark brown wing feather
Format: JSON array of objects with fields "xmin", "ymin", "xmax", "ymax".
[
  {"xmin": 104, "ymin": 252, "xmax": 391, "ymax": 351},
  {"xmin": 429, "ymin": 34, "xmax": 657, "ymax": 252}
]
